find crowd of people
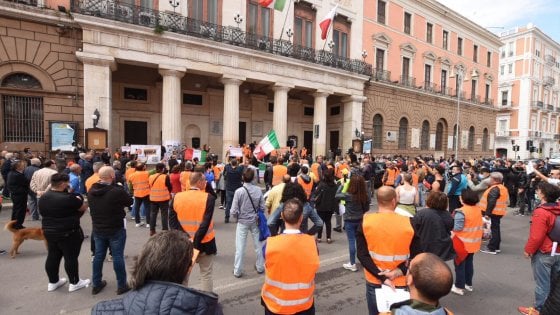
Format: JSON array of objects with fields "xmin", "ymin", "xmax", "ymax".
[{"xmin": 1, "ymin": 145, "xmax": 560, "ymax": 315}]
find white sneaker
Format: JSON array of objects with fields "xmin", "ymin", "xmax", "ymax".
[
  {"xmin": 47, "ymin": 278, "xmax": 67, "ymax": 292},
  {"xmin": 465, "ymin": 285, "xmax": 474, "ymax": 292},
  {"xmin": 451, "ymin": 285, "xmax": 465, "ymax": 296},
  {"xmin": 135, "ymin": 222, "xmax": 145, "ymax": 227},
  {"xmin": 146, "ymin": 224, "xmax": 150, "ymax": 228},
  {"xmin": 69, "ymin": 278, "xmax": 90, "ymax": 292},
  {"xmin": 343, "ymin": 263, "xmax": 358, "ymax": 272}
]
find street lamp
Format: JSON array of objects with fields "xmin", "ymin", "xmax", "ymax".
[
  {"xmin": 361, "ymin": 50, "xmax": 368, "ymax": 61},
  {"xmin": 168, "ymin": 0, "xmax": 179, "ymax": 13},
  {"xmin": 327, "ymin": 40, "xmax": 335, "ymax": 52},
  {"xmin": 92, "ymin": 109, "xmax": 100, "ymax": 129},
  {"xmin": 454, "ymin": 67, "xmax": 464, "ymax": 160},
  {"xmin": 234, "ymin": 12, "xmax": 243, "ymax": 28},
  {"xmin": 286, "ymin": 28, "xmax": 294, "ymax": 39}
]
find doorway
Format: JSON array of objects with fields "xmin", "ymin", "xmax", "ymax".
[
  {"xmin": 124, "ymin": 120, "xmax": 147, "ymax": 145},
  {"xmin": 330, "ymin": 130, "xmax": 339, "ymax": 152},
  {"xmin": 239, "ymin": 122, "xmax": 246, "ymax": 145},
  {"xmin": 304, "ymin": 130, "xmax": 313, "ymax": 157}
]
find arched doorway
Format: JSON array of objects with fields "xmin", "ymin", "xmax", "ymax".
[
  {"xmin": 420, "ymin": 120, "xmax": 430, "ymax": 150},
  {"xmin": 435, "ymin": 119, "xmax": 447, "ymax": 151},
  {"xmin": 398, "ymin": 117, "xmax": 408, "ymax": 149},
  {"xmin": 482, "ymin": 128, "xmax": 489, "ymax": 151},
  {"xmin": 468, "ymin": 126, "xmax": 475, "ymax": 151},
  {"xmin": 372, "ymin": 114, "xmax": 383, "ymax": 149}
]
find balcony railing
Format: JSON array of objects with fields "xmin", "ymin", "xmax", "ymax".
[
  {"xmin": 421, "ymin": 81, "xmax": 438, "ymax": 93},
  {"xmin": 556, "ymin": 108, "xmax": 560, "ymax": 113},
  {"xmin": 547, "ymin": 104, "xmax": 554, "ymax": 111},
  {"xmin": 532, "ymin": 101, "xmax": 544, "ymax": 109},
  {"xmin": 542, "ymin": 132, "xmax": 554, "ymax": 140},
  {"xmin": 484, "ymin": 98, "xmax": 494, "ymax": 106},
  {"xmin": 372, "ymin": 69, "xmax": 391, "ymax": 82},
  {"xmin": 399, "ymin": 75, "xmax": 416, "ymax": 88},
  {"xmin": 544, "ymin": 76, "xmax": 555, "ymax": 87},
  {"xmin": 439, "ymin": 86, "xmax": 453, "ymax": 96},
  {"xmin": 4, "ymin": 0, "xmax": 38, "ymax": 6},
  {"xmin": 555, "ymin": 134, "xmax": 560, "ymax": 140},
  {"xmin": 533, "ymin": 131, "xmax": 542, "ymax": 137},
  {"xmin": 545, "ymin": 54, "xmax": 556, "ymax": 66},
  {"xmin": 495, "ymin": 130, "xmax": 511, "ymax": 137},
  {"xmin": 469, "ymin": 95, "xmax": 481, "ymax": 104},
  {"xmin": 70, "ymin": 0, "xmax": 372, "ymax": 76}
]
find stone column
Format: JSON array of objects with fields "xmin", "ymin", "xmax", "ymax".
[
  {"xmin": 313, "ymin": 91, "xmax": 329, "ymax": 157},
  {"xmin": 159, "ymin": 66, "xmax": 186, "ymax": 145},
  {"xmin": 342, "ymin": 95, "xmax": 367, "ymax": 153},
  {"xmin": 76, "ymin": 52, "xmax": 116, "ymax": 149},
  {"xmin": 221, "ymin": 76, "xmax": 244, "ymax": 159},
  {"xmin": 272, "ymin": 84, "xmax": 292, "ymax": 147}
]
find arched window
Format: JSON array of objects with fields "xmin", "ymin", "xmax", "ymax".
[
  {"xmin": 482, "ymin": 128, "xmax": 489, "ymax": 151},
  {"xmin": 435, "ymin": 121, "xmax": 444, "ymax": 150},
  {"xmin": 453, "ymin": 124, "xmax": 459, "ymax": 151},
  {"xmin": 373, "ymin": 114, "xmax": 383, "ymax": 149},
  {"xmin": 1, "ymin": 73, "xmax": 44, "ymax": 143},
  {"xmin": 468, "ymin": 126, "xmax": 475, "ymax": 151},
  {"xmin": 1, "ymin": 73, "xmax": 42, "ymax": 89},
  {"xmin": 398, "ymin": 117, "xmax": 408, "ymax": 149},
  {"xmin": 420, "ymin": 120, "xmax": 430, "ymax": 150}
]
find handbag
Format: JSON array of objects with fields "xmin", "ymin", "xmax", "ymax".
[{"xmin": 243, "ymin": 187, "xmax": 270, "ymax": 241}]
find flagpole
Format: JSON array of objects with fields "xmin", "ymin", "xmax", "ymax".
[
  {"xmin": 321, "ymin": 2, "xmax": 340, "ymax": 52},
  {"xmin": 278, "ymin": 0, "xmax": 293, "ymax": 43}
]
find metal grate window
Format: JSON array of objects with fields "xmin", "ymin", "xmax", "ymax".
[
  {"xmin": 2, "ymin": 95, "xmax": 44, "ymax": 142},
  {"xmin": 372, "ymin": 114, "xmax": 383, "ymax": 149}
]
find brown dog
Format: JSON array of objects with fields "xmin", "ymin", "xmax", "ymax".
[{"xmin": 4, "ymin": 220, "xmax": 46, "ymax": 258}]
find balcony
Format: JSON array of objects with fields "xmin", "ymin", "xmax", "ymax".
[
  {"xmin": 532, "ymin": 101, "xmax": 544, "ymax": 110},
  {"xmin": 469, "ymin": 95, "xmax": 481, "ymax": 104},
  {"xmin": 543, "ymin": 76, "xmax": 555, "ymax": 87},
  {"xmin": 556, "ymin": 108, "xmax": 560, "ymax": 113},
  {"xmin": 70, "ymin": 0, "xmax": 372, "ymax": 76},
  {"xmin": 372, "ymin": 69, "xmax": 391, "ymax": 82},
  {"xmin": 547, "ymin": 104, "xmax": 554, "ymax": 111},
  {"xmin": 542, "ymin": 132, "xmax": 554, "ymax": 140},
  {"xmin": 439, "ymin": 86, "xmax": 453, "ymax": 96},
  {"xmin": 545, "ymin": 54, "xmax": 556, "ymax": 66},
  {"xmin": 483, "ymin": 98, "xmax": 494, "ymax": 106},
  {"xmin": 399, "ymin": 75, "xmax": 416, "ymax": 88},
  {"xmin": 533, "ymin": 131, "xmax": 542, "ymax": 138},
  {"xmin": 555, "ymin": 134, "xmax": 560, "ymax": 140},
  {"xmin": 495, "ymin": 130, "xmax": 511, "ymax": 138},
  {"xmin": 421, "ymin": 81, "xmax": 438, "ymax": 93},
  {"xmin": 498, "ymin": 103, "xmax": 512, "ymax": 110},
  {"xmin": 4, "ymin": 0, "xmax": 38, "ymax": 6}
]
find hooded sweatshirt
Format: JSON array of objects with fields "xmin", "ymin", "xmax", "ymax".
[
  {"xmin": 525, "ymin": 202, "xmax": 560, "ymax": 255},
  {"xmin": 88, "ymin": 182, "xmax": 133, "ymax": 236}
]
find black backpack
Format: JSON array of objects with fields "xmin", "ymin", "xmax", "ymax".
[{"xmin": 549, "ymin": 215, "xmax": 560, "ymax": 242}]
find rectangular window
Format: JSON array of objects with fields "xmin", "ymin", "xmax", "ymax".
[
  {"xmin": 189, "ymin": 0, "xmax": 219, "ymax": 23},
  {"xmin": 268, "ymin": 101, "xmax": 274, "ymax": 112},
  {"xmin": 304, "ymin": 107, "xmax": 314, "ymax": 116},
  {"xmin": 404, "ymin": 12, "xmax": 411, "ymax": 35},
  {"xmin": 376, "ymin": 48, "xmax": 384, "ymax": 70},
  {"xmin": 2, "ymin": 95, "xmax": 44, "ymax": 142},
  {"xmin": 441, "ymin": 70, "xmax": 447, "ymax": 93},
  {"xmin": 402, "ymin": 57, "xmax": 410, "ymax": 78},
  {"xmin": 485, "ymin": 84, "xmax": 491, "ymax": 104},
  {"xmin": 502, "ymin": 91, "xmax": 508, "ymax": 106},
  {"xmin": 247, "ymin": 1, "xmax": 272, "ymax": 37},
  {"xmin": 294, "ymin": 17, "xmax": 313, "ymax": 48},
  {"xmin": 424, "ymin": 64, "xmax": 432, "ymax": 84},
  {"xmin": 124, "ymin": 87, "xmax": 148, "ymax": 101},
  {"xmin": 457, "ymin": 37, "xmax": 463, "ymax": 55},
  {"xmin": 473, "ymin": 45, "xmax": 478, "ymax": 62},
  {"xmin": 508, "ymin": 42, "xmax": 514, "ymax": 56},
  {"xmin": 182, "ymin": 93, "xmax": 203, "ymax": 105},
  {"xmin": 426, "ymin": 23, "xmax": 433, "ymax": 43},
  {"xmin": 508, "ymin": 63, "xmax": 513, "ymax": 74},
  {"xmin": 330, "ymin": 106, "xmax": 341, "ymax": 116},
  {"xmin": 471, "ymin": 80, "xmax": 477, "ymax": 100},
  {"xmin": 333, "ymin": 29, "xmax": 349, "ymax": 58},
  {"xmin": 442, "ymin": 30, "xmax": 448, "ymax": 50},
  {"xmin": 487, "ymin": 51, "xmax": 492, "ymax": 67},
  {"xmin": 377, "ymin": 0, "xmax": 386, "ymax": 24},
  {"xmin": 500, "ymin": 65, "xmax": 504, "ymax": 75}
]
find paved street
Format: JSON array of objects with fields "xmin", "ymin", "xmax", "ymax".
[{"xmin": 0, "ymin": 200, "xmax": 537, "ymax": 314}]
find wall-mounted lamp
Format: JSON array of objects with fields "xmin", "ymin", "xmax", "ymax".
[
  {"xmin": 92, "ymin": 109, "xmax": 100, "ymax": 128},
  {"xmin": 168, "ymin": 0, "xmax": 179, "ymax": 13},
  {"xmin": 361, "ymin": 50, "xmax": 368, "ymax": 61},
  {"xmin": 234, "ymin": 13, "xmax": 244, "ymax": 28}
]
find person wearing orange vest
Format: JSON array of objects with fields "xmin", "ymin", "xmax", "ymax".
[
  {"xmin": 272, "ymin": 157, "xmax": 288, "ymax": 187},
  {"xmin": 300, "ymin": 147, "xmax": 307, "ymax": 159},
  {"xmin": 85, "ymin": 162, "xmax": 104, "ymax": 193},
  {"xmin": 479, "ymin": 172, "xmax": 509, "ymax": 255},
  {"xmin": 356, "ymin": 186, "xmax": 414, "ymax": 315},
  {"xmin": 451, "ymin": 189, "xmax": 483, "ymax": 296},
  {"xmin": 128, "ymin": 163, "xmax": 151, "ymax": 228},
  {"xmin": 148, "ymin": 163, "xmax": 172, "ymax": 236},
  {"xmin": 381, "ymin": 253, "xmax": 454, "ymax": 315},
  {"xmin": 382, "ymin": 162, "xmax": 398, "ymax": 187},
  {"xmin": 310, "ymin": 155, "xmax": 324, "ymax": 184},
  {"xmin": 297, "ymin": 166, "xmax": 314, "ymax": 201},
  {"xmin": 180, "ymin": 161, "xmax": 194, "ymax": 191},
  {"xmin": 261, "ymin": 198, "xmax": 320, "ymax": 315},
  {"xmin": 169, "ymin": 171, "xmax": 216, "ymax": 293}
]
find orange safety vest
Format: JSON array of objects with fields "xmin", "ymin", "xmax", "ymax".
[
  {"xmin": 478, "ymin": 184, "xmax": 508, "ymax": 216},
  {"xmin": 180, "ymin": 171, "xmax": 192, "ymax": 191},
  {"xmin": 335, "ymin": 163, "xmax": 349, "ymax": 179},
  {"xmin": 384, "ymin": 168, "xmax": 397, "ymax": 186},
  {"xmin": 213, "ymin": 165, "xmax": 223, "ymax": 181},
  {"xmin": 412, "ymin": 172, "xmax": 419, "ymax": 187},
  {"xmin": 174, "ymin": 189, "xmax": 215, "ymax": 243},
  {"xmin": 297, "ymin": 176, "xmax": 313, "ymax": 200},
  {"xmin": 301, "ymin": 148, "xmax": 307, "ymax": 158},
  {"xmin": 85, "ymin": 173, "xmax": 100, "ymax": 193},
  {"xmin": 125, "ymin": 168, "xmax": 136, "ymax": 181},
  {"xmin": 454, "ymin": 205, "xmax": 484, "ymax": 253},
  {"xmin": 149, "ymin": 173, "xmax": 170, "ymax": 202},
  {"xmin": 261, "ymin": 234, "xmax": 319, "ymax": 314},
  {"xmin": 272, "ymin": 165, "xmax": 287, "ymax": 186},
  {"xmin": 362, "ymin": 212, "xmax": 414, "ymax": 286},
  {"xmin": 129, "ymin": 171, "xmax": 150, "ymax": 197},
  {"xmin": 310, "ymin": 163, "xmax": 321, "ymax": 182}
]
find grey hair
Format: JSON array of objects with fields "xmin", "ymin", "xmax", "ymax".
[
  {"xmin": 490, "ymin": 172, "xmax": 503, "ymax": 183},
  {"xmin": 69, "ymin": 164, "xmax": 81, "ymax": 172},
  {"xmin": 93, "ymin": 161, "xmax": 105, "ymax": 173},
  {"xmin": 5, "ymin": 152, "xmax": 13, "ymax": 159}
]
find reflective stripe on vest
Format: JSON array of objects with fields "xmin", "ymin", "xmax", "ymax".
[
  {"xmin": 454, "ymin": 205, "xmax": 484, "ymax": 252},
  {"xmin": 149, "ymin": 174, "xmax": 170, "ymax": 202},
  {"xmin": 261, "ymin": 234, "xmax": 319, "ymax": 314},
  {"xmin": 130, "ymin": 171, "xmax": 150, "ymax": 197},
  {"xmin": 478, "ymin": 184, "xmax": 508, "ymax": 216},
  {"xmin": 174, "ymin": 190, "xmax": 215, "ymax": 243},
  {"xmin": 369, "ymin": 252, "xmax": 409, "ymax": 262},
  {"xmin": 362, "ymin": 212, "xmax": 414, "ymax": 286}
]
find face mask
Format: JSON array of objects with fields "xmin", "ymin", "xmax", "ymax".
[{"xmin": 478, "ymin": 174, "xmax": 484, "ymax": 181}]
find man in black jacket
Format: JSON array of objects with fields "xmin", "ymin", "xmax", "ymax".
[{"xmin": 88, "ymin": 166, "xmax": 133, "ymax": 295}]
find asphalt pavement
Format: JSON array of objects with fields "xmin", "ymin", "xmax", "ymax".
[{"xmin": 0, "ymin": 198, "xmax": 537, "ymax": 315}]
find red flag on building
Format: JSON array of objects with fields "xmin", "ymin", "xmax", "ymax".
[{"xmin": 319, "ymin": 4, "xmax": 338, "ymax": 40}]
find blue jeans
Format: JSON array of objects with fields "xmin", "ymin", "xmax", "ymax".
[
  {"xmin": 531, "ymin": 251, "xmax": 560, "ymax": 310},
  {"xmin": 488, "ymin": 215, "xmax": 502, "ymax": 251},
  {"xmin": 345, "ymin": 220, "xmax": 360, "ymax": 265},
  {"xmin": 133, "ymin": 196, "xmax": 150, "ymax": 224},
  {"xmin": 233, "ymin": 221, "xmax": 264, "ymax": 276},
  {"xmin": 92, "ymin": 228, "xmax": 127, "ymax": 289},
  {"xmin": 225, "ymin": 190, "xmax": 235, "ymax": 221},
  {"xmin": 28, "ymin": 191, "xmax": 39, "ymax": 220},
  {"xmin": 418, "ymin": 183, "xmax": 426, "ymax": 207},
  {"xmin": 455, "ymin": 253, "xmax": 474, "ymax": 289},
  {"xmin": 366, "ymin": 282, "xmax": 381, "ymax": 315}
]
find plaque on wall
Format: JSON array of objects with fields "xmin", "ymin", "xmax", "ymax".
[
  {"xmin": 210, "ymin": 120, "xmax": 222, "ymax": 135},
  {"xmin": 85, "ymin": 128, "xmax": 108, "ymax": 150},
  {"xmin": 252, "ymin": 121, "xmax": 263, "ymax": 137}
]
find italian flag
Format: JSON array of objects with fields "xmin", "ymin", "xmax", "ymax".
[
  {"xmin": 253, "ymin": 130, "xmax": 281, "ymax": 160},
  {"xmin": 184, "ymin": 149, "xmax": 207, "ymax": 162},
  {"xmin": 320, "ymin": 4, "xmax": 339, "ymax": 40},
  {"xmin": 258, "ymin": 0, "xmax": 287, "ymax": 11}
]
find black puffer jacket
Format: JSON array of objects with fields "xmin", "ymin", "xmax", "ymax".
[
  {"xmin": 88, "ymin": 182, "xmax": 132, "ymax": 236},
  {"xmin": 92, "ymin": 281, "xmax": 222, "ymax": 315},
  {"xmin": 410, "ymin": 207, "xmax": 455, "ymax": 261}
]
